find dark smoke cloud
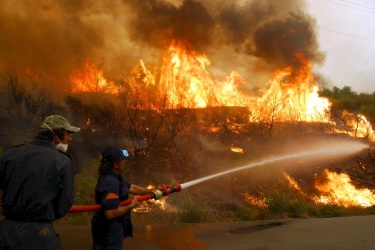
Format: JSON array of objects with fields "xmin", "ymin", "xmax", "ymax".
[
  {"xmin": 0, "ymin": 0, "xmax": 325, "ymax": 91},
  {"xmin": 216, "ymin": 1, "xmax": 306, "ymax": 44},
  {"xmin": 251, "ymin": 13, "xmax": 325, "ymax": 70},
  {"xmin": 124, "ymin": 0, "xmax": 215, "ymax": 53},
  {"xmin": 210, "ymin": 0, "xmax": 325, "ymax": 86}
]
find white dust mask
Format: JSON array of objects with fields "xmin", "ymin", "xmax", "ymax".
[
  {"xmin": 43, "ymin": 123, "xmax": 68, "ymax": 152},
  {"xmin": 56, "ymin": 142, "xmax": 68, "ymax": 153}
]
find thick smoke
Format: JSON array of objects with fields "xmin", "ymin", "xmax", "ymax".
[
  {"xmin": 124, "ymin": 0, "xmax": 215, "ymax": 53},
  {"xmin": 0, "ymin": 0, "xmax": 325, "ymax": 90}
]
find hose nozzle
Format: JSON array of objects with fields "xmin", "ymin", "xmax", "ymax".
[
  {"xmin": 161, "ymin": 183, "xmax": 182, "ymax": 196},
  {"xmin": 150, "ymin": 183, "xmax": 182, "ymax": 199}
]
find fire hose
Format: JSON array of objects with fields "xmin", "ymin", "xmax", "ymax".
[{"xmin": 68, "ymin": 183, "xmax": 182, "ymax": 213}]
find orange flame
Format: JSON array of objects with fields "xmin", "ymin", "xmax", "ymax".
[
  {"xmin": 250, "ymin": 54, "xmax": 330, "ymax": 122},
  {"xmin": 69, "ymin": 43, "xmax": 330, "ymax": 121},
  {"xmin": 313, "ymin": 169, "xmax": 375, "ymax": 207},
  {"xmin": 158, "ymin": 41, "xmax": 250, "ymax": 108},
  {"xmin": 69, "ymin": 42, "xmax": 375, "ymax": 139},
  {"xmin": 283, "ymin": 172, "xmax": 306, "ymax": 195},
  {"xmin": 242, "ymin": 192, "xmax": 267, "ymax": 208},
  {"xmin": 70, "ymin": 60, "xmax": 118, "ymax": 94},
  {"xmin": 144, "ymin": 43, "xmax": 330, "ymax": 122},
  {"xmin": 284, "ymin": 170, "xmax": 375, "ymax": 207},
  {"xmin": 133, "ymin": 185, "xmax": 171, "ymax": 212},
  {"xmin": 332, "ymin": 110, "xmax": 375, "ymax": 141}
]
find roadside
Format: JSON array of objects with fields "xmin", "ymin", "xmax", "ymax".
[{"xmin": 56, "ymin": 215, "xmax": 375, "ymax": 250}]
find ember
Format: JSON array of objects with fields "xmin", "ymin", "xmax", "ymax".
[{"xmin": 231, "ymin": 147, "xmax": 244, "ymax": 154}]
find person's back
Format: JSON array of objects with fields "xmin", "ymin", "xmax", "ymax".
[
  {"xmin": 0, "ymin": 114, "xmax": 80, "ymax": 250},
  {"xmin": 1, "ymin": 140, "xmax": 74, "ymax": 222}
]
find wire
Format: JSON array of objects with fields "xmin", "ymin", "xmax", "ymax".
[
  {"xmin": 318, "ymin": 26, "xmax": 375, "ymax": 43},
  {"xmin": 339, "ymin": 0, "xmax": 375, "ymax": 10},
  {"xmin": 325, "ymin": 0, "xmax": 375, "ymax": 14},
  {"xmin": 195, "ymin": 0, "xmax": 375, "ymax": 43}
]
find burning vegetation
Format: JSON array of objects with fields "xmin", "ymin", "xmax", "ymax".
[
  {"xmin": 313, "ymin": 169, "xmax": 375, "ymax": 208},
  {"xmin": 1, "ymin": 0, "xmax": 375, "ymax": 223}
]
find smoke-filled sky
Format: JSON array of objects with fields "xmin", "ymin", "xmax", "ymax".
[{"xmin": 0, "ymin": 0, "xmax": 373, "ymax": 93}]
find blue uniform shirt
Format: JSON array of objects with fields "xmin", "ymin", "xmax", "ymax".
[{"xmin": 91, "ymin": 172, "xmax": 133, "ymax": 246}]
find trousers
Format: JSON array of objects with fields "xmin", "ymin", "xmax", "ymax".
[{"xmin": 0, "ymin": 219, "xmax": 61, "ymax": 250}]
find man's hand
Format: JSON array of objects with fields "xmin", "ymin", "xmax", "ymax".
[{"xmin": 129, "ymin": 196, "xmax": 139, "ymax": 209}]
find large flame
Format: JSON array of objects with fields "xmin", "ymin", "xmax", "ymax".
[
  {"xmin": 282, "ymin": 171, "xmax": 375, "ymax": 208},
  {"xmin": 69, "ymin": 42, "xmax": 375, "ymax": 139},
  {"xmin": 158, "ymin": 41, "xmax": 251, "ymax": 108},
  {"xmin": 250, "ymin": 54, "xmax": 330, "ymax": 123},
  {"xmin": 69, "ymin": 43, "xmax": 329, "ymax": 119},
  {"xmin": 313, "ymin": 169, "xmax": 375, "ymax": 208},
  {"xmin": 242, "ymin": 171, "xmax": 375, "ymax": 209},
  {"xmin": 157, "ymin": 42, "xmax": 331, "ymax": 123}
]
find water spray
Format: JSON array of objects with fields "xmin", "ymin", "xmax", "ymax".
[
  {"xmin": 181, "ymin": 142, "xmax": 368, "ymax": 189},
  {"xmin": 69, "ymin": 141, "xmax": 368, "ymax": 213}
]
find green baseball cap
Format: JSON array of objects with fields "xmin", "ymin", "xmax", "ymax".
[{"xmin": 41, "ymin": 115, "xmax": 80, "ymax": 133}]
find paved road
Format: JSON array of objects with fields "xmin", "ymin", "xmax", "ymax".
[{"xmin": 56, "ymin": 215, "xmax": 375, "ymax": 250}]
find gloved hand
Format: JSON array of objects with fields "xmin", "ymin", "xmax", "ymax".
[{"xmin": 152, "ymin": 190, "xmax": 163, "ymax": 200}]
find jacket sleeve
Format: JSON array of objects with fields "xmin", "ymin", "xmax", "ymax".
[{"xmin": 54, "ymin": 157, "xmax": 75, "ymax": 220}]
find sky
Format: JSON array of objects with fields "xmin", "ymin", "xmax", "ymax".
[{"xmin": 305, "ymin": 0, "xmax": 375, "ymax": 93}]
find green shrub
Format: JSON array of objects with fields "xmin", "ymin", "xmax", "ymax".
[
  {"xmin": 233, "ymin": 205, "xmax": 269, "ymax": 221},
  {"xmin": 74, "ymin": 160, "xmax": 98, "ymax": 205},
  {"xmin": 266, "ymin": 192, "xmax": 291, "ymax": 216},
  {"xmin": 176, "ymin": 194, "xmax": 202, "ymax": 223},
  {"xmin": 234, "ymin": 206, "xmax": 251, "ymax": 221},
  {"xmin": 265, "ymin": 192, "xmax": 309, "ymax": 218},
  {"xmin": 289, "ymin": 200, "xmax": 309, "ymax": 218}
]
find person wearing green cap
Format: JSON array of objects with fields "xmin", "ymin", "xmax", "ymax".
[{"xmin": 0, "ymin": 114, "xmax": 80, "ymax": 250}]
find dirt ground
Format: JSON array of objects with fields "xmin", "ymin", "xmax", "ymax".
[{"xmin": 56, "ymin": 215, "xmax": 375, "ymax": 250}]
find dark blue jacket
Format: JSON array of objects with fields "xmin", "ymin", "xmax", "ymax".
[
  {"xmin": 91, "ymin": 172, "xmax": 132, "ymax": 246},
  {"xmin": 0, "ymin": 139, "xmax": 75, "ymax": 222}
]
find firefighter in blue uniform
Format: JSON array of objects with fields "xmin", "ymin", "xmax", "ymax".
[
  {"xmin": 91, "ymin": 146, "xmax": 163, "ymax": 250},
  {"xmin": 0, "ymin": 115, "xmax": 80, "ymax": 250}
]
